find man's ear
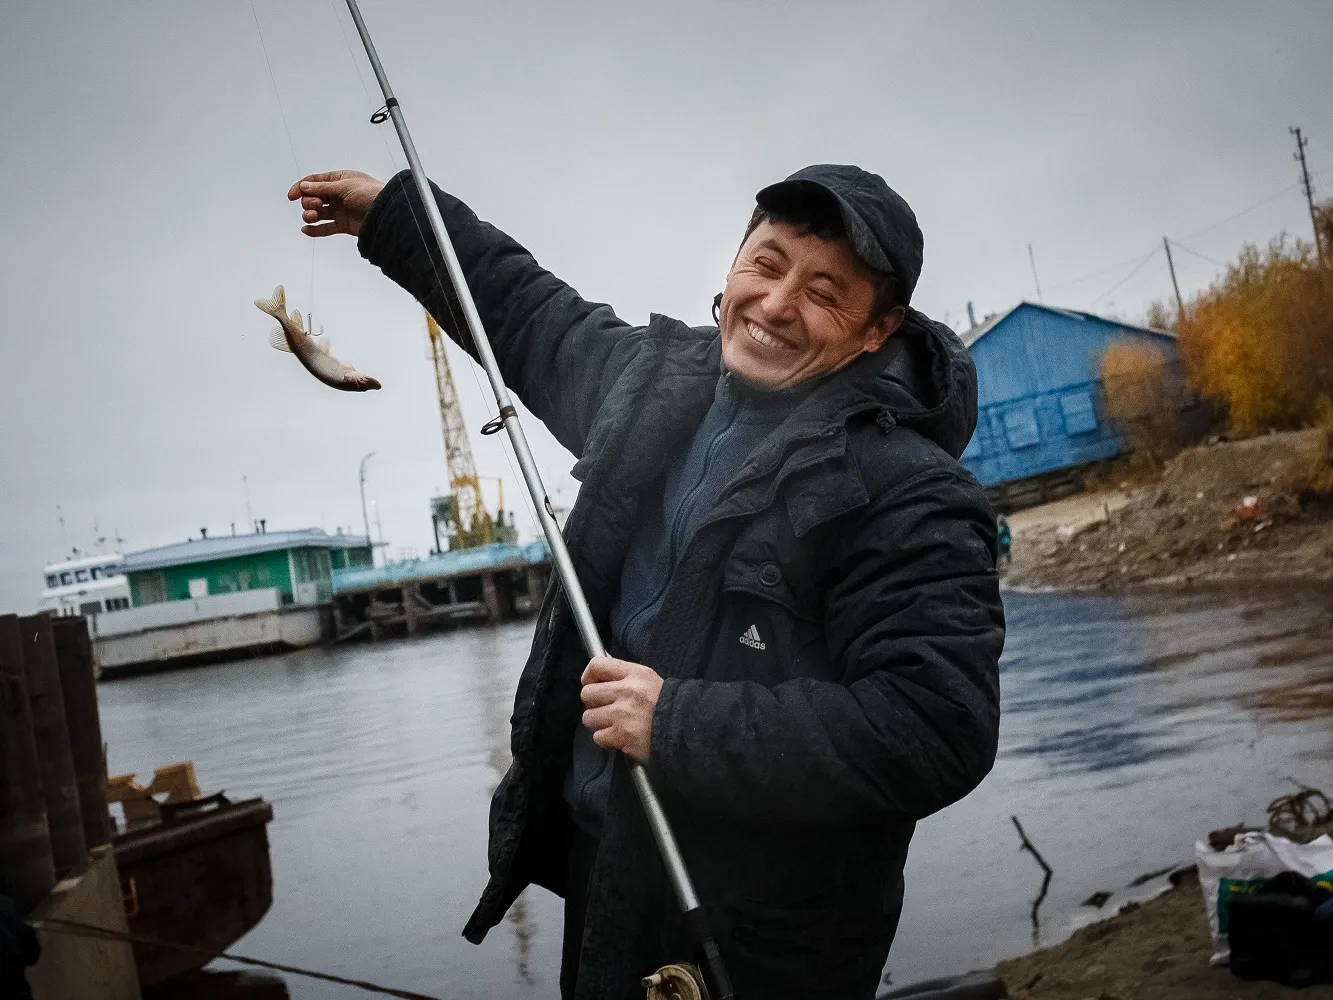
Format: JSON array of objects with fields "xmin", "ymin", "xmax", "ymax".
[{"xmin": 862, "ymin": 306, "xmax": 906, "ymax": 354}]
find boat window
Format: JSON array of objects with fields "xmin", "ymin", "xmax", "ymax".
[
  {"xmin": 90, "ymin": 567, "xmax": 102, "ymax": 580},
  {"xmin": 60, "ymin": 572, "xmax": 72, "ymax": 585},
  {"xmin": 105, "ymin": 565, "xmax": 118, "ymax": 578},
  {"xmin": 75, "ymin": 569, "xmax": 88, "ymax": 582},
  {"xmin": 45, "ymin": 574, "xmax": 58, "ymax": 588}
]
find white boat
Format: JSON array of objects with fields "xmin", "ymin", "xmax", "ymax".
[{"xmin": 39, "ymin": 552, "xmax": 131, "ymax": 617}]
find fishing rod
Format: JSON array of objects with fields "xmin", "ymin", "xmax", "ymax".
[{"xmin": 341, "ymin": 3, "xmax": 734, "ymax": 997}]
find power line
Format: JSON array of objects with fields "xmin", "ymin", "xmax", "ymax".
[
  {"xmin": 1167, "ymin": 239, "xmax": 1225, "ymax": 269},
  {"xmin": 1180, "ymin": 182, "xmax": 1302, "ymax": 242},
  {"xmin": 1087, "ymin": 247, "xmax": 1161, "ymax": 307},
  {"xmin": 1046, "ymin": 246, "xmax": 1160, "ymax": 292},
  {"xmin": 1047, "ymin": 168, "xmax": 1333, "ymax": 305}
]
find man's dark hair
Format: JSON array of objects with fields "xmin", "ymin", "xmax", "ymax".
[{"xmin": 741, "ymin": 192, "xmax": 901, "ymax": 322}]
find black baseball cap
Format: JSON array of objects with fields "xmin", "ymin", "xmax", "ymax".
[{"xmin": 755, "ymin": 164, "xmax": 924, "ymax": 305}]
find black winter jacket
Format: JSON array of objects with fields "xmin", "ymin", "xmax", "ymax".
[{"xmin": 359, "ymin": 172, "xmax": 1005, "ymax": 1000}]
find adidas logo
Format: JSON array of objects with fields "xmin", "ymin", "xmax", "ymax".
[{"xmin": 739, "ymin": 624, "xmax": 766, "ymax": 650}]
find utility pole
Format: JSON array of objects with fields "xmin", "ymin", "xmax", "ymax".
[
  {"xmin": 1163, "ymin": 236, "xmax": 1185, "ymax": 326},
  {"xmin": 1291, "ymin": 126, "xmax": 1325, "ymax": 266},
  {"xmin": 1027, "ymin": 243, "xmax": 1044, "ymax": 303},
  {"xmin": 358, "ymin": 451, "xmax": 375, "ymax": 564}
]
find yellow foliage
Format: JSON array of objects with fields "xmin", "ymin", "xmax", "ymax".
[
  {"xmin": 1099, "ymin": 341, "xmax": 1181, "ymax": 471},
  {"xmin": 1176, "ymin": 237, "xmax": 1333, "ymax": 435}
]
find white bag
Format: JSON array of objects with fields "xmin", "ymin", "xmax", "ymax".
[{"xmin": 1195, "ymin": 831, "xmax": 1333, "ymax": 965}]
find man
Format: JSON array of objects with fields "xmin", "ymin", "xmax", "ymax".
[
  {"xmin": 0, "ymin": 893, "xmax": 40, "ymax": 999},
  {"xmin": 289, "ymin": 163, "xmax": 1004, "ymax": 999}
]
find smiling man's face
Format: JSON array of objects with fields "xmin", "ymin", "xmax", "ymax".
[{"xmin": 719, "ymin": 218, "xmax": 903, "ymax": 390}]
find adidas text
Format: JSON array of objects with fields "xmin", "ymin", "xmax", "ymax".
[{"xmin": 739, "ymin": 625, "xmax": 766, "ymax": 650}]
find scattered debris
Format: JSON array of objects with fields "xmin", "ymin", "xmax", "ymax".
[{"xmin": 1268, "ymin": 783, "xmax": 1333, "ymax": 843}]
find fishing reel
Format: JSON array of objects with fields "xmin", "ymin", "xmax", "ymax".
[{"xmin": 642, "ymin": 962, "xmax": 710, "ymax": 1000}]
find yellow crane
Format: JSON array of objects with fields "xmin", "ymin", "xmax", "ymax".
[{"xmin": 425, "ymin": 312, "xmax": 516, "ymax": 550}]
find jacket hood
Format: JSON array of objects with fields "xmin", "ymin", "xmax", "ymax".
[{"xmin": 845, "ymin": 307, "xmax": 978, "ymax": 459}]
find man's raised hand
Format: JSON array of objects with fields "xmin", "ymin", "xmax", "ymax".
[{"xmin": 287, "ymin": 170, "xmax": 385, "ymax": 238}]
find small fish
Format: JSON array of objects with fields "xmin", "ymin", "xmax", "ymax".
[{"xmin": 254, "ymin": 285, "xmax": 381, "ymax": 392}]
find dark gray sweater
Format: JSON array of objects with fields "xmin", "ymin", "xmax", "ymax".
[{"xmin": 563, "ymin": 371, "xmax": 806, "ymax": 834}]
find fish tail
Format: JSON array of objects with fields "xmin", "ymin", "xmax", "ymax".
[{"xmin": 253, "ymin": 284, "xmax": 286, "ymax": 319}]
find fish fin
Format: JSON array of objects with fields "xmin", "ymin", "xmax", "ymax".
[
  {"xmin": 253, "ymin": 284, "xmax": 285, "ymax": 318},
  {"xmin": 269, "ymin": 325, "xmax": 294, "ymax": 353},
  {"xmin": 314, "ymin": 336, "xmax": 332, "ymax": 355},
  {"xmin": 291, "ymin": 309, "xmax": 305, "ymax": 332}
]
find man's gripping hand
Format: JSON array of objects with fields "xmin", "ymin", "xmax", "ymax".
[
  {"xmin": 288, "ymin": 170, "xmax": 385, "ymax": 238},
  {"xmin": 580, "ymin": 656, "xmax": 663, "ymax": 764}
]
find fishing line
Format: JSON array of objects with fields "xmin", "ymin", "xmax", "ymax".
[
  {"xmin": 329, "ymin": 0, "xmax": 545, "ymax": 536},
  {"xmin": 332, "ymin": 0, "xmax": 405, "ymax": 179},
  {"xmin": 248, "ymin": 0, "xmax": 319, "ymax": 315},
  {"xmin": 35, "ymin": 917, "xmax": 443, "ymax": 1000}
]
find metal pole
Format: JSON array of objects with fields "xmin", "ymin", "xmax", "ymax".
[
  {"xmin": 1163, "ymin": 236, "xmax": 1185, "ymax": 326},
  {"xmin": 341, "ymin": 4, "xmax": 730, "ymax": 995},
  {"xmin": 1291, "ymin": 126, "xmax": 1326, "ymax": 266},
  {"xmin": 359, "ymin": 451, "xmax": 375, "ymax": 562}
]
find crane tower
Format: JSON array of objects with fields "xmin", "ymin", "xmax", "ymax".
[{"xmin": 426, "ymin": 312, "xmax": 514, "ymax": 550}]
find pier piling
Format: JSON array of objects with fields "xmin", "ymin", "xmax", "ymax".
[
  {"xmin": 0, "ymin": 614, "xmax": 55, "ymax": 911},
  {"xmin": 18, "ymin": 614, "xmax": 87, "ymax": 874},
  {"xmin": 52, "ymin": 617, "xmax": 112, "ymax": 851}
]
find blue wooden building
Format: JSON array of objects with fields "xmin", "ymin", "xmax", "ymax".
[{"xmin": 960, "ymin": 303, "xmax": 1178, "ymax": 495}]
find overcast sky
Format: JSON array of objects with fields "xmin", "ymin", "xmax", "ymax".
[{"xmin": 2, "ymin": 1, "xmax": 1331, "ymax": 612}]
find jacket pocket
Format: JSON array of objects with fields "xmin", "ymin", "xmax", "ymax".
[{"xmin": 710, "ymin": 590, "xmax": 829, "ymax": 685}]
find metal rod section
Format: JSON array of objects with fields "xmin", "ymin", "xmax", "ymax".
[{"xmin": 344, "ymin": 0, "xmax": 713, "ymax": 940}]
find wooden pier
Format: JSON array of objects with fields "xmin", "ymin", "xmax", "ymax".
[{"xmin": 331, "ymin": 540, "xmax": 551, "ymax": 641}]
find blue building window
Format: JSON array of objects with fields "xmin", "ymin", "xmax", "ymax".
[
  {"xmin": 1060, "ymin": 392, "xmax": 1098, "ymax": 435},
  {"xmin": 1003, "ymin": 407, "xmax": 1041, "ymax": 449}
]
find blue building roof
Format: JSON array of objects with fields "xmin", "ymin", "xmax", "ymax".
[
  {"xmin": 961, "ymin": 303, "xmax": 1178, "ymax": 487},
  {"xmin": 123, "ymin": 528, "xmax": 372, "ymax": 574},
  {"xmin": 963, "ymin": 302, "xmax": 1173, "ymax": 349}
]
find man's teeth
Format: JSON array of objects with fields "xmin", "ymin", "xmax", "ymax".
[{"xmin": 746, "ymin": 322, "xmax": 796, "ymax": 351}]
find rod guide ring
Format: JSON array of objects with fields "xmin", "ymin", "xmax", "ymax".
[
  {"xmin": 480, "ymin": 405, "xmax": 517, "ymax": 436},
  {"xmin": 370, "ymin": 97, "xmax": 399, "ymax": 124}
]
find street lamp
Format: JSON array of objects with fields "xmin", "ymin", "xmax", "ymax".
[{"xmin": 359, "ymin": 451, "xmax": 375, "ymax": 565}]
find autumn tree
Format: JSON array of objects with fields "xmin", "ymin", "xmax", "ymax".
[
  {"xmin": 1175, "ymin": 236, "xmax": 1333, "ymax": 434},
  {"xmin": 1100, "ymin": 341, "xmax": 1182, "ymax": 469}
]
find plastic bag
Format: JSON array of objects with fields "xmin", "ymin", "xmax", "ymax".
[{"xmin": 1195, "ymin": 832, "xmax": 1333, "ymax": 964}]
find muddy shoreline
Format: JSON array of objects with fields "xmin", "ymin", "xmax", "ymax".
[
  {"xmin": 996, "ymin": 867, "xmax": 1333, "ymax": 999},
  {"xmin": 1001, "ymin": 429, "xmax": 1333, "ymax": 593},
  {"xmin": 989, "ymin": 432, "xmax": 1333, "ymax": 999}
]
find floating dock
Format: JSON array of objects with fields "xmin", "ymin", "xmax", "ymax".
[
  {"xmin": 91, "ymin": 588, "xmax": 328, "ymax": 678},
  {"xmin": 332, "ymin": 539, "xmax": 551, "ymax": 641}
]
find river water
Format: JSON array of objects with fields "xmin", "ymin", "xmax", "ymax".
[{"xmin": 99, "ymin": 583, "xmax": 1333, "ymax": 999}]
